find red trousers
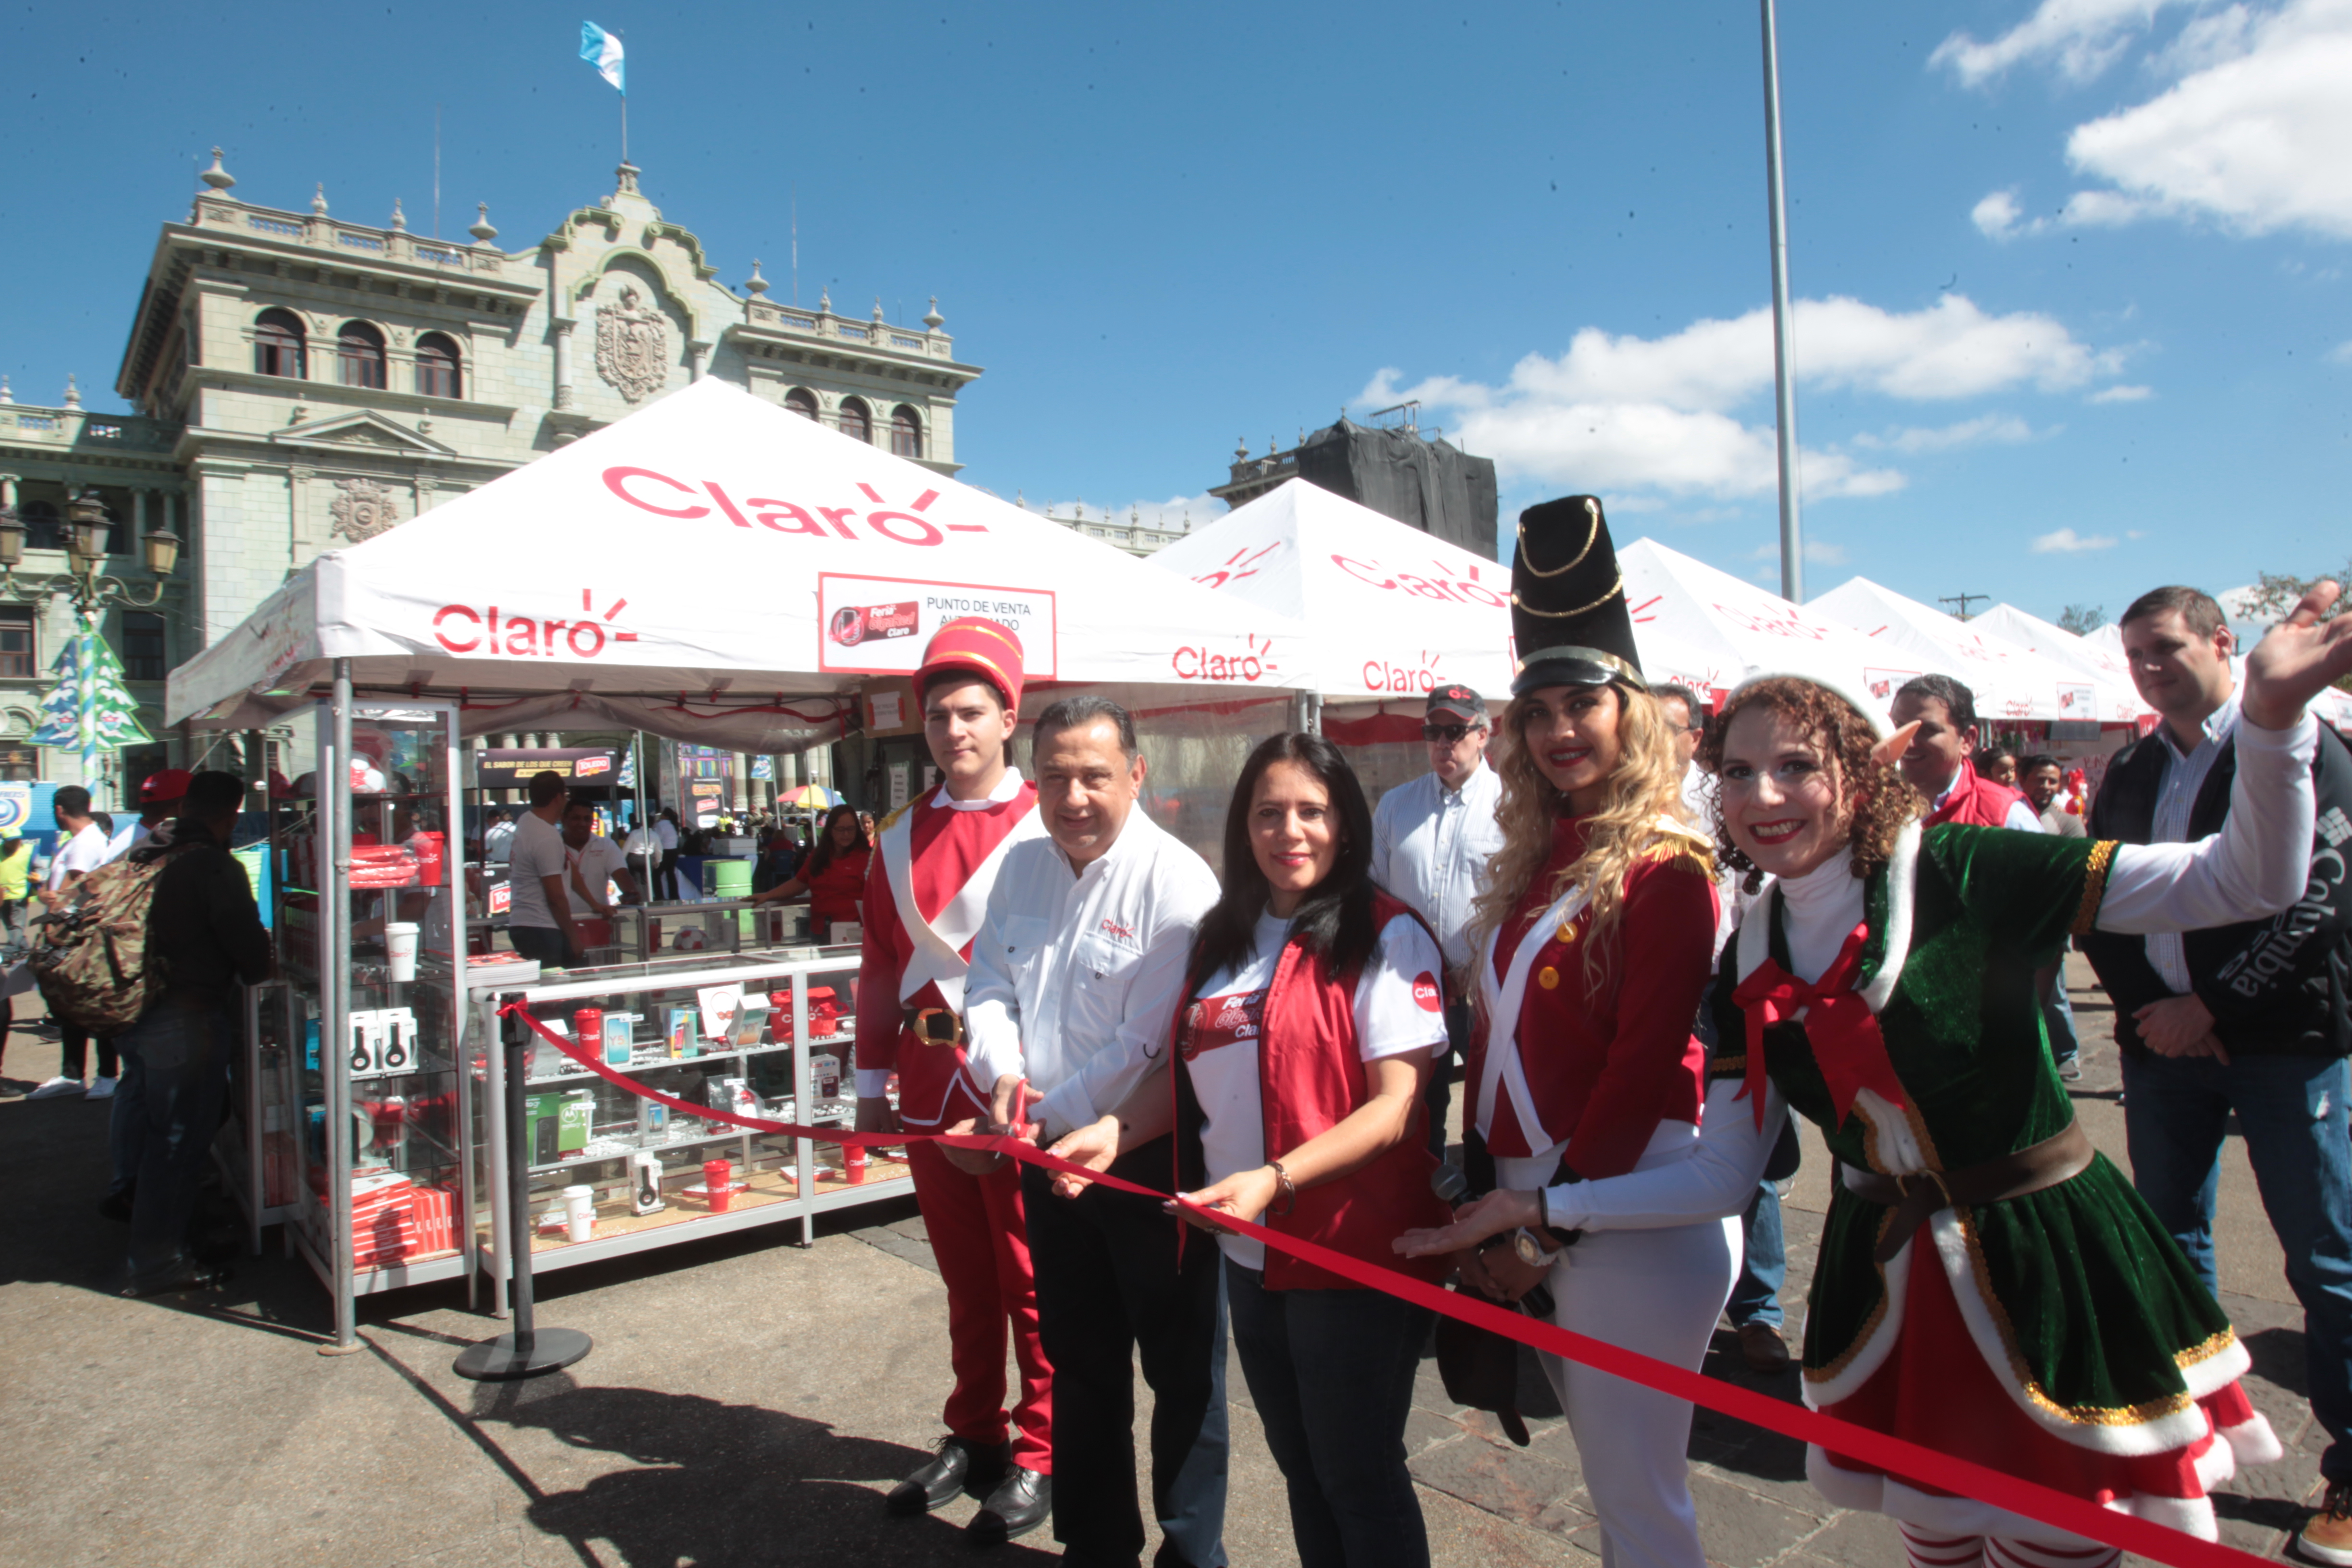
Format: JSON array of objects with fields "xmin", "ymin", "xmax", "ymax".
[{"xmin": 906, "ymin": 1137, "xmax": 1053, "ymax": 1471}]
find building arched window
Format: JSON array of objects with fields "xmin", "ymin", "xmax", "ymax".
[
  {"xmin": 254, "ymin": 309, "xmax": 306, "ymax": 379},
  {"xmin": 891, "ymin": 405, "xmax": 924, "ymax": 459},
  {"xmin": 784, "ymin": 388, "xmax": 819, "ymax": 421},
  {"xmin": 18, "ymin": 500, "xmax": 60, "ymax": 552},
  {"xmin": 837, "ymin": 398, "xmax": 871, "ymax": 445},
  {"xmin": 414, "ymin": 333, "xmax": 462, "ymax": 399},
  {"xmin": 337, "ymin": 322, "xmax": 387, "ymax": 390}
]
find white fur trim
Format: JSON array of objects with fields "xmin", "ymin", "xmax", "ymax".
[
  {"xmin": 1803, "ymin": 1234, "xmax": 1916, "ymax": 1406},
  {"xmin": 2179, "ymin": 1334, "xmax": 2254, "ymax": 1401},
  {"xmin": 1929, "ymin": 1211, "xmax": 2218, "ymax": 1457},
  {"xmin": 1850, "ymin": 1089, "xmax": 1928, "ymax": 1176},
  {"xmin": 1806, "ymin": 1453, "xmax": 2222, "ymax": 1547},
  {"xmin": 2222, "ymin": 1414, "xmax": 2285, "ymax": 1467},
  {"xmin": 1856, "ymin": 820, "xmax": 1920, "ymax": 1014},
  {"xmin": 1727, "ymin": 671, "xmax": 1895, "ymax": 739}
]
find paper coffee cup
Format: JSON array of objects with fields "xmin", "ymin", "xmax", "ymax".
[
  {"xmin": 563, "ymin": 1184, "xmax": 595, "ymax": 1243},
  {"xmin": 384, "ymin": 921, "xmax": 420, "ymax": 981}
]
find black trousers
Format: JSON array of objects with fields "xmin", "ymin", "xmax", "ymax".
[
  {"xmin": 1022, "ymin": 1136, "xmax": 1229, "ymax": 1567},
  {"xmin": 62, "ymin": 1024, "xmax": 118, "ymax": 1082},
  {"xmin": 655, "ymin": 850, "xmax": 680, "ymax": 900}
]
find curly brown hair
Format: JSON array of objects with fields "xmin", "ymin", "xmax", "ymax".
[{"xmin": 1695, "ymin": 677, "xmax": 1924, "ymax": 893}]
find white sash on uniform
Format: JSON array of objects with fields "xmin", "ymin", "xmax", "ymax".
[
  {"xmin": 881, "ymin": 794, "xmax": 1041, "ymax": 1014},
  {"xmin": 1474, "ymin": 880, "xmax": 1594, "ymax": 1148}
]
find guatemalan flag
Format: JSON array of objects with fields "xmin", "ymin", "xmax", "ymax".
[{"xmin": 580, "ymin": 21, "xmax": 625, "ymax": 94}]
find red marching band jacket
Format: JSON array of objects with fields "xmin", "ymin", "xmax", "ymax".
[
  {"xmin": 1464, "ymin": 815, "xmax": 1720, "ymax": 1176},
  {"xmin": 1176, "ymin": 891, "xmax": 1456, "ymax": 1291}
]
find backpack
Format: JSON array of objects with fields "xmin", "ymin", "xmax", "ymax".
[{"xmin": 31, "ymin": 842, "xmax": 200, "ymax": 1035}]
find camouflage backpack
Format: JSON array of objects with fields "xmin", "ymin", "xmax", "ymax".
[{"xmin": 32, "ymin": 842, "xmax": 200, "ymax": 1036}]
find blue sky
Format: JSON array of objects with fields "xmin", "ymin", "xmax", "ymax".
[{"xmin": 6, "ymin": 0, "xmax": 2346, "ymax": 625}]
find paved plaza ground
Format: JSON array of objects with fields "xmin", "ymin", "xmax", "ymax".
[{"xmin": 0, "ymin": 959, "xmax": 2330, "ymax": 1568}]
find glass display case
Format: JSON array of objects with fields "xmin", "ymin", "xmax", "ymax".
[
  {"xmin": 274, "ymin": 696, "xmax": 482, "ymax": 1344},
  {"xmin": 468, "ymin": 945, "xmax": 907, "ymax": 1313}
]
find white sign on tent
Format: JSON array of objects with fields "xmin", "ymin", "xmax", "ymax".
[
  {"xmin": 1151, "ymin": 478, "xmax": 1516, "ymax": 698},
  {"xmin": 1810, "ymin": 577, "xmax": 2099, "ymax": 723},
  {"xmin": 169, "ymin": 379, "xmax": 1307, "ymax": 737},
  {"xmin": 1617, "ymin": 539, "xmax": 1899, "ymax": 703},
  {"xmin": 1968, "ymin": 604, "xmax": 2152, "ymax": 725}
]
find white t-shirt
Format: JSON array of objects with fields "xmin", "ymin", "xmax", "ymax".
[
  {"xmin": 622, "ymin": 823, "xmax": 660, "ymax": 859},
  {"xmin": 506, "ymin": 809, "xmax": 567, "ymax": 931},
  {"xmin": 653, "ymin": 819, "xmax": 679, "ymax": 851},
  {"xmin": 482, "ymin": 818, "xmax": 516, "ymax": 863},
  {"xmin": 563, "ymin": 835, "xmax": 627, "ymax": 916},
  {"xmin": 47, "ymin": 822, "xmax": 110, "ymax": 891},
  {"xmin": 1181, "ymin": 909, "xmax": 1446, "ymax": 1269}
]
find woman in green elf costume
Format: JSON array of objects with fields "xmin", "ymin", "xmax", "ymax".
[{"xmin": 1399, "ymin": 584, "xmax": 2352, "ymax": 1568}]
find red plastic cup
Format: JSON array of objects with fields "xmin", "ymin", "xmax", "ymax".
[
  {"xmin": 845, "ymin": 1144, "xmax": 866, "ymax": 1185},
  {"xmin": 703, "ymin": 1158, "xmax": 732, "ymax": 1213},
  {"xmin": 571, "ymin": 1008, "xmax": 601, "ymax": 1054}
]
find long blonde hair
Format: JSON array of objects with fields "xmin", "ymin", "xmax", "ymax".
[{"xmin": 1468, "ymin": 682, "xmax": 1692, "ymax": 986}]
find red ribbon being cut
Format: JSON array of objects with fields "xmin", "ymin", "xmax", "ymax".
[{"xmin": 499, "ymin": 1002, "xmax": 2273, "ymax": 1568}]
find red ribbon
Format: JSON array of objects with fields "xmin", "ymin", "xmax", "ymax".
[
  {"xmin": 1728, "ymin": 923, "xmax": 1908, "ymax": 1130},
  {"xmin": 494, "ymin": 1002, "xmax": 2265, "ymax": 1568}
]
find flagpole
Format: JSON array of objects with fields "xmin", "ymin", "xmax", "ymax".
[
  {"xmin": 1761, "ymin": 0, "xmax": 1805, "ymax": 604},
  {"xmin": 621, "ymin": 94, "xmax": 628, "ymax": 166}
]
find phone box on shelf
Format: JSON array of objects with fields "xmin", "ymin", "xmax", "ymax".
[
  {"xmin": 808, "ymin": 1052, "xmax": 842, "ymax": 1099},
  {"xmin": 664, "ymin": 1005, "xmax": 697, "ymax": 1058},
  {"xmin": 602, "ymin": 1013, "xmax": 637, "ymax": 1066},
  {"xmin": 729, "ymin": 997, "xmax": 769, "ymax": 1050},
  {"xmin": 526, "ymin": 1092, "xmax": 594, "ymax": 1162}
]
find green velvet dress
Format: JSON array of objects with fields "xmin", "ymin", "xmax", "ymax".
[{"xmin": 1714, "ymin": 822, "xmax": 2275, "ymax": 1537}]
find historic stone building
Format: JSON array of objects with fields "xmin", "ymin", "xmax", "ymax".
[{"xmin": 0, "ymin": 150, "xmax": 981, "ymax": 797}]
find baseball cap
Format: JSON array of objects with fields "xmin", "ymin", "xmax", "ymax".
[
  {"xmin": 1424, "ymin": 685, "xmax": 1489, "ymax": 726},
  {"xmin": 138, "ymin": 767, "xmax": 194, "ymax": 805}
]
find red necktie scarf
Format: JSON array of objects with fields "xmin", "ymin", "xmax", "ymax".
[{"xmin": 1728, "ymin": 923, "xmax": 1908, "ymax": 1129}]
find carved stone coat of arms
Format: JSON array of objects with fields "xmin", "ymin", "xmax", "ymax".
[
  {"xmin": 329, "ymin": 478, "xmax": 401, "ymax": 543},
  {"xmin": 596, "ymin": 285, "xmax": 669, "ymax": 403}
]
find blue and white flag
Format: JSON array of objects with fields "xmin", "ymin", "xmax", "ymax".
[{"xmin": 580, "ymin": 21, "xmax": 625, "ymax": 94}]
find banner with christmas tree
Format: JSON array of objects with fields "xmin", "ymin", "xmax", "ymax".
[{"xmin": 30, "ymin": 612, "xmax": 152, "ymax": 772}]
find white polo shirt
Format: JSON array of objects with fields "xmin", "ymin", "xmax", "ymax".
[
  {"xmin": 964, "ymin": 808, "xmax": 1221, "ymax": 1142},
  {"xmin": 1369, "ymin": 761, "xmax": 1505, "ymax": 972}
]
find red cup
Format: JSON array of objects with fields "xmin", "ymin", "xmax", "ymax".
[
  {"xmin": 703, "ymin": 1158, "xmax": 733, "ymax": 1213},
  {"xmin": 845, "ymin": 1144, "xmax": 866, "ymax": 1185},
  {"xmin": 571, "ymin": 1008, "xmax": 602, "ymax": 1052}
]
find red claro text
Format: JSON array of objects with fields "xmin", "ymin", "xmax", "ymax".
[
  {"xmin": 1331, "ymin": 553, "xmax": 1508, "ymax": 610},
  {"xmin": 602, "ymin": 466, "xmax": 972, "ymax": 548},
  {"xmin": 1171, "ymin": 633, "xmax": 1279, "ymax": 684},
  {"xmin": 433, "ymin": 589, "xmax": 640, "ymax": 659}
]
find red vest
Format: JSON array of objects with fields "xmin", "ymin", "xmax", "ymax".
[
  {"xmin": 1184, "ymin": 891, "xmax": 1456, "ymax": 1291},
  {"xmin": 1924, "ymin": 757, "xmax": 2028, "ymax": 829}
]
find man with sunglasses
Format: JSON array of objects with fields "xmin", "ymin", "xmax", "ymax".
[{"xmin": 1370, "ymin": 684, "xmax": 1507, "ymax": 1152}]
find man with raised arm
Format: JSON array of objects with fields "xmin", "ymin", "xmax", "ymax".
[{"xmin": 853, "ymin": 618, "xmax": 1054, "ymax": 1546}]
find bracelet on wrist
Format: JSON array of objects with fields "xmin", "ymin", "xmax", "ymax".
[{"xmin": 1268, "ymin": 1160, "xmax": 1298, "ymax": 1216}]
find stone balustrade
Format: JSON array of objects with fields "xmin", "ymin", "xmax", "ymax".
[
  {"xmin": 0, "ymin": 404, "xmax": 174, "ymax": 452},
  {"xmin": 193, "ymin": 198, "xmax": 507, "ymax": 277},
  {"xmin": 743, "ymin": 298, "xmax": 954, "ymax": 359}
]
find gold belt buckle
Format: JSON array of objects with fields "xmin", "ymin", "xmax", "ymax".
[{"xmin": 909, "ymin": 1007, "xmax": 964, "ymax": 1047}]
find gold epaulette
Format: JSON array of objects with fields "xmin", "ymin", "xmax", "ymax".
[
  {"xmin": 876, "ymin": 800, "xmax": 914, "ymax": 834},
  {"xmin": 1642, "ymin": 822, "xmax": 1718, "ymax": 880},
  {"xmin": 1706, "ymin": 1052, "xmax": 1747, "ymax": 1083}
]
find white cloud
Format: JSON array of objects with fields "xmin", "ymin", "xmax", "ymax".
[
  {"xmin": 2330, "ymin": 341, "xmax": 2352, "ymax": 363},
  {"xmin": 2031, "ymin": 527, "xmax": 2121, "ymax": 552},
  {"xmin": 1931, "ymin": 0, "xmax": 2193, "ymax": 87},
  {"xmin": 1974, "ymin": 189, "xmax": 2027, "ymax": 239},
  {"xmin": 1368, "ymin": 294, "xmax": 2119, "ymax": 502},
  {"xmin": 1850, "ymin": 414, "xmax": 2043, "ymax": 453},
  {"xmin": 2089, "ymin": 383, "xmax": 2156, "ymax": 401}
]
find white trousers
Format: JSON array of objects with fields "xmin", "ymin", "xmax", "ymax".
[{"xmin": 1536, "ymin": 1217, "xmax": 1741, "ymax": 1568}]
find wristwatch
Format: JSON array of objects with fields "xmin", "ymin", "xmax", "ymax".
[{"xmin": 1511, "ymin": 1227, "xmax": 1560, "ymax": 1269}]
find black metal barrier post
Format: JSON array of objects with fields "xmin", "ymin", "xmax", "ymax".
[{"xmin": 454, "ymin": 995, "xmax": 592, "ymax": 1382}]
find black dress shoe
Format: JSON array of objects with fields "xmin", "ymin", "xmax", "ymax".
[
  {"xmin": 118, "ymin": 1264, "xmax": 230, "ymax": 1298},
  {"xmin": 967, "ymin": 1466, "xmax": 1050, "ymax": 1547},
  {"xmin": 886, "ymin": 1436, "xmax": 1008, "ymax": 1517}
]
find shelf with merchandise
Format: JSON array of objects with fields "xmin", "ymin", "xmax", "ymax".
[{"xmin": 521, "ymin": 1028, "xmax": 855, "ymax": 1087}]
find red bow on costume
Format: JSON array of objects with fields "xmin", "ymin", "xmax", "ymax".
[{"xmin": 1728, "ymin": 923, "xmax": 1908, "ymax": 1129}]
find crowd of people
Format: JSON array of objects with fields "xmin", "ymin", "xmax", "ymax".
[{"xmin": 838, "ymin": 499, "xmax": 2352, "ymax": 1568}]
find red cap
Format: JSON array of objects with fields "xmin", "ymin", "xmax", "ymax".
[
  {"xmin": 138, "ymin": 768, "xmax": 193, "ymax": 805},
  {"xmin": 915, "ymin": 617, "xmax": 1025, "ymax": 710}
]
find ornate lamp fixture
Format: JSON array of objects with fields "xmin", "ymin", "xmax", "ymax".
[{"xmin": 0, "ymin": 488, "xmax": 178, "ymax": 612}]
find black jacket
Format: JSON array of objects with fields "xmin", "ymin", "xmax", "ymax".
[
  {"xmin": 2081, "ymin": 716, "xmax": 2352, "ymax": 1060},
  {"xmin": 135, "ymin": 819, "xmax": 272, "ymax": 1011}
]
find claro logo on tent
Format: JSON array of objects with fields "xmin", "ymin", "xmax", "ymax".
[
  {"xmin": 1330, "ymin": 554, "xmax": 1508, "ymax": 608},
  {"xmin": 432, "ymin": 589, "xmax": 641, "ymax": 658},
  {"xmin": 602, "ymin": 468, "xmax": 988, "ymax": 548},
  {"xmin": 1171, "ymin": 632, "xmax": 1280, "ymax": 684}
]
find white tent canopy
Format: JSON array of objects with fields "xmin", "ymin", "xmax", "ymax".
[
  {"xmin": 1968, "ymin": 604, "xmax": 2152, "ymax": 725},
  {"xmin": 1809, "ymin": 577, "xmax": 2111, "ymax": 725},
  {"xmin": 168, "ymin": 378, "xmax": 1307, "ymax": 745},
  {"xmin": 1149, "ymin": 478, "xmax": 1516, "ymax": 700},
  {"xmin": 1617, "ymin": 539, "xmax": 1907, "ymax": 702}
]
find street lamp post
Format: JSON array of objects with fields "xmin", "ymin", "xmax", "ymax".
[{"xmin": 0, "ymin": 487, "xmax": 181, "ymax": 614}]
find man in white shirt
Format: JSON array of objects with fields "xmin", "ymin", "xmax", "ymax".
[
  {"xmin": 1369, "ymin": 683, "xmax": 1504, "ymax": 1153},
  {"xmin": 480, "ymin": 808, "xmax": 515, "ymax": 865},
  {"xmin": 962, "ymin": 695, "xmax": 1229, "ymax": 1568},
  {"xmin": 504, "ymin": 772, "xmax": 587, "ymax": 967},
  {"xmin": 28, "ymin": 786, "xmax": 122, "ymax": 1100},
  {"xmin": 621, "ymin": 815, "xmax": 662, "ymax": 902},
  {"xmin": 558, "ymin": 799, "xmax": 639, "ymax": 947},
  {"xmin": 652, "ymin": 808, "xmax": 681, "ymax": 899}
]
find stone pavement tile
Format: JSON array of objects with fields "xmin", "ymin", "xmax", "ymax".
[
  {"xmin": 1407, "ymin": 1404, "xmax": 1471, "ymax": 1454},
  {"xmin": 1421, "ymin": 1482, "xmax": 1599, "ymax": 1566},
  {"xmin": 1789, "ymin": 1506, "xmax": 1907, "ymax": 1567},
  {"xmin": 1409, "ymin": 1429, "xmax": 1584, "ymax": 1527},
  {"xmin": 1686, "ymin": 1469, "xmax": 1832, "ymax": 1568}
]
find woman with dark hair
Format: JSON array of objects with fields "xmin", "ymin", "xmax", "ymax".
[
  {"xmin": 1047, "ymin": 730, "xmax": 1452, "ymax": 1568},
  {"xmin": 752, "ymin": 804, "xmax": 870, "ymax": 933},
  {"xmin": 1401, "ymin": 585, "xmax": 2352, "ymax": 1568}
]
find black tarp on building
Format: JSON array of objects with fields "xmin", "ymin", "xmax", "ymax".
[{"xmin": 1293, "ymin": 420, "xmax": 1499, "ymax": 561}]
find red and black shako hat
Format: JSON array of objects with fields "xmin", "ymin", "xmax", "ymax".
[
  {"xmin": 1509, "ymin": 495, "xmax": 1645, "ymax": 696},
  {"xmin": 915, "ymin": 616, "xmax": 1027, "ymax": 710}
]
